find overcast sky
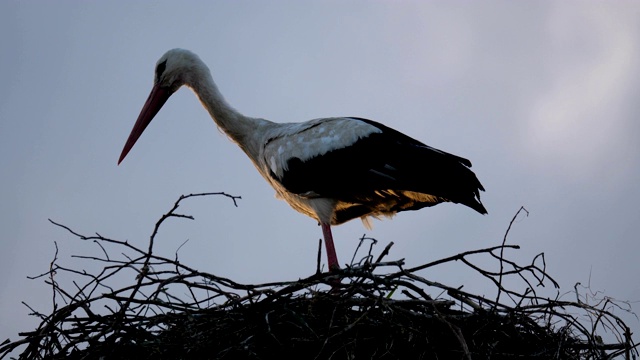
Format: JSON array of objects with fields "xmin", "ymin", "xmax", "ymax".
[{"xmin": 1, "ymin": 1, "xmax": 639, "ymax": 351}]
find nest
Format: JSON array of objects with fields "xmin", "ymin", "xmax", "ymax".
[{"xmin": 1, "ymin": 193, "xmax": 636, "ymax": 359}]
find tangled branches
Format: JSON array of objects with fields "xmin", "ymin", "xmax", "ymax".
[{"xmin": 0, "ymin": 195, "xmax": 636, "ymax": 359}]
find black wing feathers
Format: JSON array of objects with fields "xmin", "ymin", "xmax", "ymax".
[{"xmin": 277, "ymin": 117, "xmax": 487, "ymax": 222}]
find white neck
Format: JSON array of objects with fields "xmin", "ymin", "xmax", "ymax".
[{"xmin": 185, "ymin": 67, "xmax": 270, "ymax": 159}]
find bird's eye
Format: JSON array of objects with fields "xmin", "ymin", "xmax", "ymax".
[{"xmin": 155, "ymin": 60, "xmax": 167, "ymax": 80}]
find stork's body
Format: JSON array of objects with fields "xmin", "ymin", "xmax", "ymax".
[{"xmin": 119, "ymin": 49, "xmax": 487, "ymax": 271}]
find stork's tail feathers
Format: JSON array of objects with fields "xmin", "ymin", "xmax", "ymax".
[
  {"xmin": 461, "ymin": 193, "xmax": 487, "ymax": 215},
  {"xmin": 449, "ymin": 166, "xmax": 487, "ymax": 215}
]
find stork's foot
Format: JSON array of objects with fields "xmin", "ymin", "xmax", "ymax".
[
  {"xmin": 328, "ymin": 262, "xmax": 340, "ymax": 272},
  {"xmin": 324, "ymin": 265, "xmax": 345, "ymax": 293}
]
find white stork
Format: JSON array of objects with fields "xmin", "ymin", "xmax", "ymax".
[{"xmin": 118, "ymin": 49, "xmax": 487, "ymax": 271}]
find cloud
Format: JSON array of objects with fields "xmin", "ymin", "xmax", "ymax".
[{"xmin": 523, "ymin": 3, "xmax": 638, "ymax": 186}]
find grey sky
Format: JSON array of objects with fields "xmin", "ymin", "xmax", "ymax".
[{"xmin": 1, "ymin": 1, "xmax": 639, "ymax": 349}]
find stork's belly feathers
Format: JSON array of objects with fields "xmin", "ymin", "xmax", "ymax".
[{"xmin": 267, "ymin": 178, "xmax": 445, "ymax": 229}]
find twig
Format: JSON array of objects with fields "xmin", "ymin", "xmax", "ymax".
[{"xmin": 496, "ymin": 206, "xmax": 529, "ymax": 306}]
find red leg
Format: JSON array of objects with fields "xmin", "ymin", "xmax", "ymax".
[{"xmin": 321, "ymin": 222, "xmax": 340, "ymax": 271}]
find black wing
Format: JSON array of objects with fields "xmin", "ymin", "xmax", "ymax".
[{"xmin": 275, "ymin": 117, "xmax": 487, "ymax": 224}]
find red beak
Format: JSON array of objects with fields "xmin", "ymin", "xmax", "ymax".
[{"xmin": 118, "ymin": 84, "xmax": 171, "ymax": 164}]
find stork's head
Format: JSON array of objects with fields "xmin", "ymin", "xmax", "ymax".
[
  {"xmin": 153, "ymin": 48, "xmax": 208, "ymax": 93},
  {"xmin": 118, "ymin": 48, "xmax": 208, "ymax": 164}
]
